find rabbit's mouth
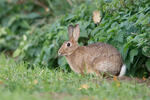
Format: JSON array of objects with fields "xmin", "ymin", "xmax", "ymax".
[
  {"xmin": 58, "ymin": 52, "xmax": 67, "ymax": 56},
  {"xmin": 58, "ymin": 51, "xmax": 72, "ymax": 56},
  {"xmin": 58, "ymin": 52, "xmax": 62, "ymax": 56}
]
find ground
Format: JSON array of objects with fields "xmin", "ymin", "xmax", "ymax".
[{"xmin": 0, "ymin": 55, "xmax": 150, "ymax": 100}]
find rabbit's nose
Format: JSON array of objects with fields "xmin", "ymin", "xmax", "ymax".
[{"xmin": 58, "ymin": 50, "xmax": 61, "ymax": 56}]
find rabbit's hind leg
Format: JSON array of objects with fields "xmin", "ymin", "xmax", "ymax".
[{"xmin": 92, "ymin": 57, "xmax": 118, "ymax": 76}]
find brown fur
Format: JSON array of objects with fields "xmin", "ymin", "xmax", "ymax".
[{"xmin": 58, "ymin": 24, "xmax": 123, "ymax": 76}]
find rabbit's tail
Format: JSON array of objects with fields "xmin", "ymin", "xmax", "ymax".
[{"xmin": 118, "ymin": 64, "xmax": 126, "ymax": 77}]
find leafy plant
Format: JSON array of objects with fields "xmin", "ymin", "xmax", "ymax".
[
  {"xmin": 0, "ymin": 0, "xmax": 80, "ymax": 53},
  {"xmin": 14, "ymin": 0, "xmax": 150, "ymax": 77}
]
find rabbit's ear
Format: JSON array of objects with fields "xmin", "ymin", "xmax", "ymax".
[
  {"xmin": 68, "ymin": 25, "xmax": 74, "ymax": 39},
  {"xmin": 73, "ymin": 24, "xmax": 80, "ymax": 42}
]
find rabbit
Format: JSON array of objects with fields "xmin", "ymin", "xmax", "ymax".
[{"xmin": 58, "ymin": 24, "xmax": 126, "ymax": 77}]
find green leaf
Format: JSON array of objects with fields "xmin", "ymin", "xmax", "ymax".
[
  {"xmin": 125, "ymin": 57, "xmax": 131, "ymax": 70},
  {"xmin": 121, "ymin": 43, "xmax": 129, "ymax": 60},
  {"xmin": 13, "ymin": 49, "xmax": 21, "ymax": 57},
  {"xmin": 142, "ymin": 46, "xmax": 150, "ymax": 58},
  {"xmin": 65, "ymin": 14, "xmax": 76, "ymax": 21},
  {"xmin": 58, "ymin": 56, "xmax": 67, "ymax": 67},
  {"xmin": 146, "ymin": 59, "xmax": 150, "ymax": 72},
  {"xmin": 114, "ymin": 31, "xmax": 124, "ymax": 43},
  {"xmin": 78, "ymin": 21, "xmax": 90, "ymax": 38},
  {"xmin": 21, "ymin": 20, "xmax": 30, "ymax": 29},
  {"xmin": 23, "ymin": 13, "xmax": 40, "ymax": 19},
  {"xmin": 91, "ymin": 26, "xmax": 101, "ymax": 36},
  {"xmin": 129, "ymin": 49, "xmax": 138, "ymax": 63}
]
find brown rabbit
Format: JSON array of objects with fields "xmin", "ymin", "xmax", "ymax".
[{"xmin": 58, "ymin": 24, "xmax": 126, "ymax": 77}]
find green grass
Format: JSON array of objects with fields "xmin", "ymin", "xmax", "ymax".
[{"xmin": 0, "ymin": 54, "xmax": 150, "ymax": 100}]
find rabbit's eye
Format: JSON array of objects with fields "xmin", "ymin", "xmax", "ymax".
[{"xmin": 67, "ymin": 42, "xmax": 71, "ymax": 47}]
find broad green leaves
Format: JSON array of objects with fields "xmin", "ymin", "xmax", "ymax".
[
  {"xmin": 2, "ymin": 0, "xmax": 149, "ymax": 77},
  {"xmin": 0, "ymin": 0, "xmax": 79, "ymax": 52},
  {"xmin": 146, "ymin": 59, "xmax": 150, "ymax": 72},
  {"xmin": 129, "ymin": 49, "xmax": 138, "ymax": 63}
]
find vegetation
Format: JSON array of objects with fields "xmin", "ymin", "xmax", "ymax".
[
  {"xmin": 0, "ymin": 54, "xmax": 150, "ymax": 100},
  {"xmin": 10, "ymin": 0, "xmax": 150, "ymax": 77},
  {"xmin": 0, "ymin": 0, "xmax": 81, "ymax": 52},
  {"xmin": 0, "ymin": 0, "xmax": 150, "ymax": 99}
]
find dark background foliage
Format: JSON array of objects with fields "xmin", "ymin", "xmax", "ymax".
[{"xmin": 0, "ymin": 0, "xmax": 150, "ymax": 77}]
